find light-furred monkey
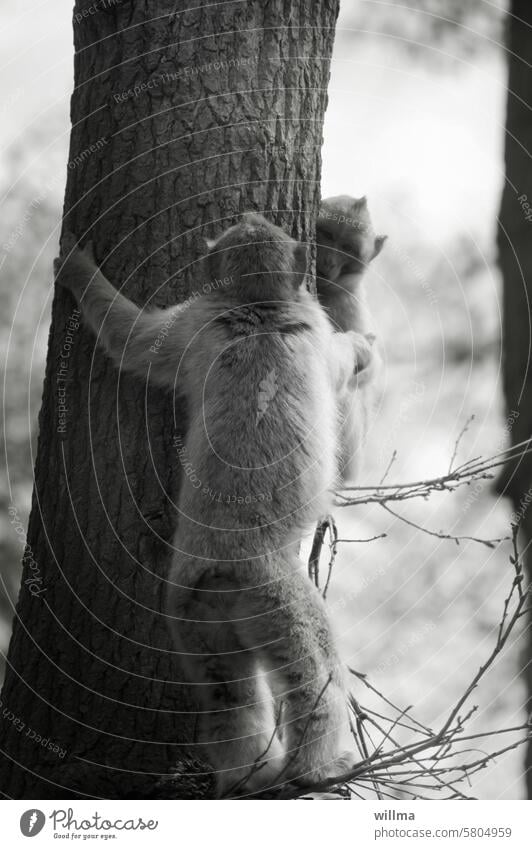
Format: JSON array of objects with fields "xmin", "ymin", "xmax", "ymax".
[
  {"xmin": 55, "ymin": 214, "xmax": 373, "ymax": 797},
  {"xmin": 316, "ymin": 195, "xmax": 387, "ymax": 482}
]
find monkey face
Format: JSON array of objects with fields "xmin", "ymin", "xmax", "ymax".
[{"xmin": 317, "ymin": 195, "xmax": 386, "ymax": 283}]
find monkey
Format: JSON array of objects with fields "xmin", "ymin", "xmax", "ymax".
[
  {"xmin": 316, "ymin": 195, "xmax": 387, "ymax": 335},
  {"xmin": 316, "ymin": 195, "xmax": 387, "ymax": 483},
  {"xmin": 55, "ymin": 214, "xmax": 374, "ymax": 797}
]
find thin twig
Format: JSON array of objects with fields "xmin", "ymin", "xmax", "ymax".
[
  {"xmin": 283, "ymin": 527, "xmax": 529, "ymax": 799},
  {"xmin": 381, "ymin": 502, "xmax": 507, "ymax": 549},
  {"xmin": 448, "ymin": 415, "xmax": 475, "ymax": 474},
  {"xmin": 336, "ymin": 441, "xmax": 532, "ymax": 507},
  {"xmin": 380, "ymin": 450, "xmax": 398, "ymax": 486}
]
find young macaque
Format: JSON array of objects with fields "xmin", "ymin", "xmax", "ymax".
[
  {"xmin": 55, "ymin": 214, "xmax": 371, "ymax": 797},
  {"xmin": 316, "ymin": 195, "xmax": 387, "ymax": 482}
]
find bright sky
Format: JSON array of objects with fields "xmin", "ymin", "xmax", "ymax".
[{"xmin": 323, "ymin": 38, "xmax": 507, "ymax": 246}]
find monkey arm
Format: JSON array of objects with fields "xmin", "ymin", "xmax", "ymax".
[
  {"xmin": 54, "ymin": 234, "xmax": 191, "ymax": 386},
  {"xmin": 316, "ymin": 272, "xmax": 370, "ymax": 335},
  {"xmin": 328, "ymin": 330, "xmax": 380, "ymax": 485},
  {"xmin": 327, "ymin": 330, "xmax": 374, "ymax": 397}
]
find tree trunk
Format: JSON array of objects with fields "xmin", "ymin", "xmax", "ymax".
[
  {"xmin": 497, "ymin": 0, "xmax": 532, "ymax": 799},
  {"xmin": 0, "ymin": 0, "xmax": 339, "ymax": 799}
]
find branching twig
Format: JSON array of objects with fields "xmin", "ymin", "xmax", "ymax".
[
  {"xmin": 263, "ymin": 442, "xmax": 532, "ymax": 800},
  {"xmin": 333, "ymin": 443, "xmax": 532, "ymax": 549},
  {"xmin": 336, "ymin": 441, "xmax": 532, "ymax": 507},
  {"xmin": 379, "ymin": 450, "xmax": 398, "ymax": 486},
  {"xmin": 448, "ymin": 414, "xmax": 475, "ymax": 474},
  {"xmin": 283, "ymin": 525, "xmax": 531, "ymax": 799},
  {"xmin": 381, "ymin": 502, "xmax": 507, "ymax": 549}
]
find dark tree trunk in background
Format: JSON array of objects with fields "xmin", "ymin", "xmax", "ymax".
[
  {"xmin": 0, "ymin": 0, "xmax": 339, "ymax": 799},
  {"xmin": 497, "ymin": 0, "xmax": 532, "ymax": 800}
]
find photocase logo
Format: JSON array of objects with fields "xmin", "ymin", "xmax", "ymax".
[
  {"xmin": 256, "ymin": 368, "xmax": 278, "ymax": 424},
  {"xmin": 20, "ymin": 809, "xmax": 45, "ymax": 837}
]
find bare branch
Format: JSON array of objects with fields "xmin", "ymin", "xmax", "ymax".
[
  {"xmin": 336, "ymin": 441, "xmax": 532, "ymax": 509},
  {"xmin": 381, "ymin": 502, "xmax": 507, "ymax": 549},
  {"xmin": 380, "ymin": 450, "xmax": 398, "ymax": 486},
  {"xmin": 448, "ymin": 414, "xmax": 475, "ymax": 474},
  {"xmin": 281, "ymin": 526, "xmax": 530, "ymax": 799}
]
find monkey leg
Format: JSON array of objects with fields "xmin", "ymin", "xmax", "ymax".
[
  {"xmin": 232, "ymin": 567, "xmax": 356, "ymax": 788},
  {"xmin": 168, "ymin": 583, "xmax": 284, "ymax": 798}
]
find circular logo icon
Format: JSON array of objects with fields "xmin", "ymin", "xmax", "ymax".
[{"xmin": 20, "ymin": 810, "xmax": 45, "ymax": 837}]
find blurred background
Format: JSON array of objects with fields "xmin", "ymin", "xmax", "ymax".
[{"xmin": 0, "ymin": 0, "xmax": 526, "ymax": 798}]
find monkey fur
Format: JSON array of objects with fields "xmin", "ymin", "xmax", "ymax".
[
  {"xmin": 316, "ymin": 195, "xmax": 387, "ymax": 482},
  {"xmin": 55, "ymin": 214, "xmax": 373, "ymax": 796}
]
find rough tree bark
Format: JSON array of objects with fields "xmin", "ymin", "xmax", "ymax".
[
  {"xmin": 497, "ymin": 0, "xmax": 532, "ymax": 800},
  {"xmin": 0, "ymin": 0, "xmax": 340, "ymax": 799}
]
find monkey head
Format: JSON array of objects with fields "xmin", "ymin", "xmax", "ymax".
[
  {"xmin": 316, "ymin": 195, "xmax": 387, "ymax": 284},
  {"xmin": 204, "ymin": 213, "xmax": 307, "ymax": 301}
]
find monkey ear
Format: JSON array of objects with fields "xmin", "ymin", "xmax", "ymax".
[
  {"xmin": 349, "ymin": 196, "xmax": 367, "ymax": 213},
  {"xmin": 373, "ymin": 234, "xmax": 388, "ymax": 258}
]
